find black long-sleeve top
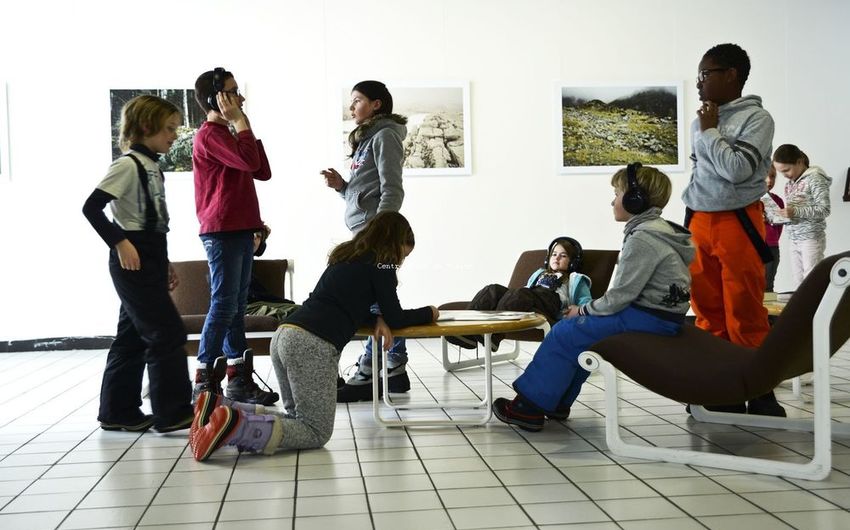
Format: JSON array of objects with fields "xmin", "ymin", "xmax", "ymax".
[{"xmin": 284, "ymin": 253, "xmax": 433, "ymax": 351}]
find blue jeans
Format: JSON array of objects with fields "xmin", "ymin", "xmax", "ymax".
[
  {"xmin": 514, "ymin": 306, "xmax": 681, "ymax": 412},
  {"xmin": 197, "ymin": 233, "xmax": 254, "ymax": 364},
  {"xmin": 362, "ymin": 303, "xmax": 407, "ymax": 364}
]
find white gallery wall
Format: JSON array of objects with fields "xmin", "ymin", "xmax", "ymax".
[{"xmin": 0, "ymin": 0, "xmax": 848, "ymax": 341}]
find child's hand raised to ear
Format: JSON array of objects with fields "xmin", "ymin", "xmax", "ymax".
[{"xmin": 216, "ymin": 92, "xmax": 249, "ymax": 131}]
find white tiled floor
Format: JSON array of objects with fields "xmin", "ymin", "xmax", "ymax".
[{"xmin": 1, "ymin": 339, "xmax": 850, "ymax": 529}]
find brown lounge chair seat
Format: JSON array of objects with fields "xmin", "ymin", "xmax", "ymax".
[{"xmin": 580, "ymin": 251, "xmax": 850, "ymax": 480}]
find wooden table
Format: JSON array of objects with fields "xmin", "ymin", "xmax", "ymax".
[
  {"xmin": 358, "ymin": 310, "xmax": 548, "ymax": 427},
  {"xmin": 763, "ymin": 291, "xmax": 790, "ymax": 317},
  {"xmin": 763, "ymin": 300, "xmax": 787, "ymax": 317}
]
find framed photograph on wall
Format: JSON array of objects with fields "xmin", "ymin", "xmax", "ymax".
[
  {"xmin": 341, "ymin": 81, "xmax": 471, "ymax": 176},
  {"xmin": 556, "ymin": 82, "xmax": 684, "ymax": 174},
  {"xmin": 109, "ymin": 88, "xmax": 206, "ymax": 175},
  {"xmin": 0, "ymin": 82, "xmax": 10, "ymax": 181}
]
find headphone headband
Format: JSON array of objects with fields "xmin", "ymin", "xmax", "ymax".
[
  {"xmin": 207, "ymin": 67, "xmax": 227, "ymax": 112},
  {"xmin": 545, "ymin": 236, "xmax": 583, "ymax": 273}
]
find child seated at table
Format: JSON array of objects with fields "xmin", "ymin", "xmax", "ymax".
[
  {"xmin": 493, "ymin": 164, "xmax": 694, "ymax": 430},
  {"xmin": 447, "ymin": 236, "xmax": 592, "ymax": 351}
]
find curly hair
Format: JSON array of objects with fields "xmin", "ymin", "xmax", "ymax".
[{"xmin": 703, "ymin": 43, "xmax": 751, "ymax": 88}]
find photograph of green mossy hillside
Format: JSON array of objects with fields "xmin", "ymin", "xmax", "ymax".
[{"xmin": 561, "ymin": 86, "xmax": 679, "ymax": 168}]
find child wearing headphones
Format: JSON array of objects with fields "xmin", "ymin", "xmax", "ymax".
[
  {"xmin": 82, "ymin": 95, "xmax": 194, "ymax": 433},
  {"xmin": 494, "ymin": 164, "xmax": 694, "ymax": 431},
  {"xmin": 447, "ymin": 237, "xmax": 592, "ymax": 352},
  {"xmin": 191, "ymin": 68, "xmax": 277, "ymax": 407}
]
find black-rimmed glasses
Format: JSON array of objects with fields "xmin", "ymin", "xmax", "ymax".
[{"xmin": 697, "ymin": 68, "xmax": 729, "ymax": 83}]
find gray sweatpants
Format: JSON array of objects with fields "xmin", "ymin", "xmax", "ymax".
[{"xmin": 269, "ymin": 326, "xmax": 341, "ymax": 450}]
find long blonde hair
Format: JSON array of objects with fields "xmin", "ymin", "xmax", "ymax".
[{"xmin": 118, "ymin": 95, "xmax": 180, "ymax": 152}]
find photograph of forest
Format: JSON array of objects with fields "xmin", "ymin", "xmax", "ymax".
[{"xmin": 109, "ymin": 89, "xmax": 204, "ymax": 173}]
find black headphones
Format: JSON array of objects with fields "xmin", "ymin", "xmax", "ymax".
[
  {"xmin": 622, "ymin": 162, "xmax": 650, "ymax": 215},
  {"xmin": 545, "ymin": 236, "xmax": 583, "ymax": 273},
  {"xmin": 207, "ymin": 67, "xmax": 226, "ymax": 112}
]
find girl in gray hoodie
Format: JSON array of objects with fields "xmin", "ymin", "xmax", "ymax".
[
  {"xmin": 773, "ymin": 144, "xmax": 832, "ymax": 289},
  {"xmin": 321, "ymin": 81, "xmax": 411, "ymax": 402}
]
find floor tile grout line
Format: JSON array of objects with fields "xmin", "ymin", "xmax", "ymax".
[
  {"xmin": 397, "ymin": 418, "xmax": 459, "ymax": 529},
  {"xmin": 0, "ymin": 350, "xmax": 105, "ymax": 414},
  {"xmin": 53, "ymin": 430, "xmax": 157, "ymax": 529},
  {"xmin": 288, "ymin": 448, "xmax": 300, "ymax": 530},
  {"xmin": 344, "ymin": 401, "xmax": 378, "ymax": 529},
  {"xmin": 3, "ymin": 344, "xmax": 850, "ymax": 528},
  {"xmin": 0, "ymin": 352, "xmax": 105, "ymax": 434},
  {"xmin": 488, "ymin": 347, "xmax": 782, "ymax": 527}
]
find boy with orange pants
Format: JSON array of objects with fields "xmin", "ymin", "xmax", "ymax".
[{"xmin": 683, "ymin": 43, "xmax": 784, "ymax": 416}]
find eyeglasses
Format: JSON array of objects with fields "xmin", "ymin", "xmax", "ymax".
[
  {"xmin": 220, "ymin": 88, "xmax": 241, "ymax": 97},
  {"xmin": 697, "ymin": 68, "xmax": 729, "ymax": 83}
]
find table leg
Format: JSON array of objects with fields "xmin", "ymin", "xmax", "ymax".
[
  {"xmin": 372, "ymin": 333, "xmax": 496, "ymax": 427},
  {"xmin": 441, "ymin": 320, "xmax": 550, "ymax": 372}
]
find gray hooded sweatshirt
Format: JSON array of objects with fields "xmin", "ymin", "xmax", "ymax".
[
  {"xmin": 339, "ymin": 114, "xmax": 407, "ymax": 232},
  {"xmin": 784, "ymin": 165, "xmax": 832, "ymax": 241},
  {"xmin": 582, "ymin": 208, "xmax": 695, "ymax": 317},
  {"xmin": 682, "ymin": 95, "xmax": 775, "ymax": 212}
]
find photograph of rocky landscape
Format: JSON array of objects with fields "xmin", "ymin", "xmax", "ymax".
[
  {"xmin": 560, "ymin": 84, "xmax": 681, "ymax": 172},
  {"xmin": 342, "ymin": 84, "xmax": 470, "ymax": 175}
]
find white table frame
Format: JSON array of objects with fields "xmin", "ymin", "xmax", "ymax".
[
  {"xmin": 369, "ymin": 313, "xmax": 548, "ymax": 427},
  {"xmin": 439, "ymin": 321, "xmax": 550, "ymax": 372}
]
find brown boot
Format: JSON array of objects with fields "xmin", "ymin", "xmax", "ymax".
[
  {"xmin": 225, "ymin": 350, "xmax": 280, "ymax": 406},
  {"xmin": 192, "ymin": 356, "xmax": 226, "ymax": 404}
]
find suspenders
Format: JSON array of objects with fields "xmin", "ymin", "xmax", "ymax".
[
  {"xmin": 684, "ymin": 206, "xmax": 774, "ymax": 264},
  {"xmin": 124, "ymin": 153, "xmax": 160, "ymax": 231}
]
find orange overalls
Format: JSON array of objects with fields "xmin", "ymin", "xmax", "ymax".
[{"xmin": 688, "ymin": 201, "xmax": 770, "ymax": 347}]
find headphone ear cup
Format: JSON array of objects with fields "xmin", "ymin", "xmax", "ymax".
[
  {"xmin": 622, "ymin": 189, "xmax": 647, "ymax": 215},
  {"xmin": 623, "ymin": 163, "xmax": 648, "ymax": 214},
  {"xmin": 207, "ymin": 94, "xmax": 220, "ymax": 112}
]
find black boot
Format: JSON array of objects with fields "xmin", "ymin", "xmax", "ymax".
[
  {"xmin": 385, "ymin": 358, "xmax": 411, "ymax": 393},
  {"xmin": 192, "ymin": 356, "xmax": 226, "ymax": 404},
  {"xmin": 747, "ymin": 391, "xmax": 787, "ymax": 417},
  {"xmin": 337, "ymin": 354, "xmax": 379, "ymax": 403},
  {"xmin": 225, "ymin": 350, "xmax": 280, "ymax": 406}
]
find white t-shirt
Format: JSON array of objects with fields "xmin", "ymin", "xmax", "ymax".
[{"xmin": 96, "ymin": 151, "xmax": 169, "ymax": 233}]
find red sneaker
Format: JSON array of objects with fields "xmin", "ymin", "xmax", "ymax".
[
  {"xmin": 191, "ymin": 406, "xmax": 241, "ymax": 462},
  {"xmin": 190, "ymin": 391, "xmax": 267, "ymax": 444},
  {"xmin": 190, "ymin": 391, "xmax": 220, "ymax": 445}
]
